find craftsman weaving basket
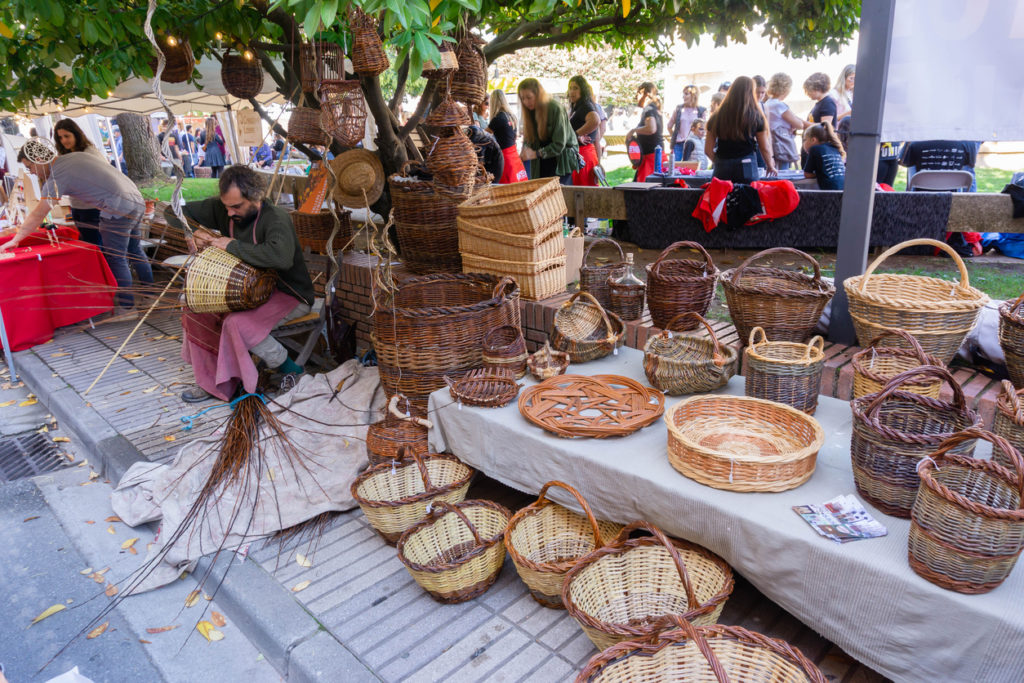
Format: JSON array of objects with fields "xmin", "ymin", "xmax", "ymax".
[{"xmin": 184, "ymin": 246, "xmax": 277, "ymax": 313}]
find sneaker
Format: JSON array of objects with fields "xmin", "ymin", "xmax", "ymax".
[{"xmin": 181, "ymin": 385, "xmax": 212, "ymax": 403}]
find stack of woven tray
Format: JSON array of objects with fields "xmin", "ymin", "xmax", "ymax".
[{"xmin": 456, "ymin": 178, "xmax": 568, "ymax": 301}]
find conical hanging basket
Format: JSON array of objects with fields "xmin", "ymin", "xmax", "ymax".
[
  {"xmin": 423, "ymin": 41, "xmax": 459, "ymax": 80},
  {"xmin": 450, "ymin": 33, "xmax": 486, "ymax": 105},
  {"xmin": 287, "ymin": 106, "xmax": 331, "ymax": 146},
  {"xmin": 350, "ymin": 7, "xmax": 389, "ymax": 76},
  {"xmin": 221, "ymin": 50, "xmax": 264, "ymax": 99},
  {"xmin": 319, "ymin": 80, "xmax": 367, "ymax": 148},
  {"xmin": 426, "ymin": 128, "xmax": 479, "ymax": 200},
  {"xmin": 300, "ymin": 41, "xmax": 345, "ymax": 92},
  {"xmin": 149, "ymin": 36, "xmax": 195, "ymax": 83}
]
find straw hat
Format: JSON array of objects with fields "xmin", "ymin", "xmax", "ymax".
[{"xmin": 330, "ymin": 149, "xmax": 384, "ymax": 208}]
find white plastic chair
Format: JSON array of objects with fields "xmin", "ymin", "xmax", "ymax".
[{"xmin": 906, "ymin": 170, "xmax": 974, "ymax": 192}]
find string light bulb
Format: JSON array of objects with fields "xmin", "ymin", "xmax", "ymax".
[
  {"xmin": 243, "ymin": 49, "xmax": 254, "ymax": 60},
  {"xmin": 215, "ymin": 32, "xmax": 223, "ymax": 40},
  {"xmin": 166, "ymin": 36, "xmax": 178, "ymax": 47}
]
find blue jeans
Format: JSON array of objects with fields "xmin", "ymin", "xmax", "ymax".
[
  {"xmin": 712, "ymin": 153, "xmax": 759, "ymax": 183},
  {"xmin": 672, "ymin": 142, "xmax": 686, "ymax": 163},
  {"xmin": 70, "ymin": 208, "xmax": 103, "ymax": 248},
  {"xmin": 100, "ymin": 213, "xmax": 154, "ymax": 308}
]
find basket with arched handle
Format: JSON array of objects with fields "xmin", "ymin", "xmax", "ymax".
[
  {"xmin": 999, "ymin": 292, "xmax": 1024, "ymax": 389},
  {"xmin": 643, "ymin": 312, "xmax": 738, "ymax": 395},
  {"xmin": 550, "ymin": 291, "xmax": 625, "ymax": 362},
  {"xmin": 851, "ymin": 329, "xmax": 944, "ymax": 399},
  {"xmin": 646, "ymin": 241, "xmax": 719, "ymax": 330},
  {"xmin": 743, "ymin": 327, "xmax": 826, "ymax": 415}
]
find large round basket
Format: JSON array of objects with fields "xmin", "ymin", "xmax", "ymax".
[
  {"xmin": 149, "ymin": 36, "xmax": 195, "ymax": 83},
  {"xmin": 909, "ymin": 429, "xmax": 1024, "ymax": 594},
  {"xmin": 576, "ymin": 617, "xmax": 828, "ymax": 683},
  {"xmin": 221, "ymin": 50, "xmax": 264, "ymax": 99},
  {"xmin": 646, "ymin": 241, "xmax": 718, "ymax": 331},
  {"xmin": 720, "ymin": 248, "xmax": 834, "ymax": 344},
  {"xmin": 505, "ymin": 481, "xmax": 624, "ymax": 609},
  {"xmin": 743, "ymin": 328, "xmax": 826, "ymax": 415},
  {"xmin": 457, "ymin": 177, "xmax": 567, "ymax": 235},
  {"xmin": 481, "ymin": 325, "xmax": 528, "ymax": 379},
  {"xmin": 365, "ymin": 395, "xmax": 431, "ymax": 467},
  {"xmin": 850, "ymin": 366, "xmax": 982, "ymax": 518},
  {"xmin": 389, "ymin": 164, "xmax": 461, "ymax": 274},
  {"xmin": 287, "ymin": 106, "xmax": 331, "ymax": 146},
  {"xmin": 562, "ymin": 521, "xmax": 734, "ymax": 651},
  {"xmin": 350, "ymin": 450, "xmax": 474, "ymax": 544},
  {"xmin": 851, "ymin": 329, "xmax": 944, "ymax": 399},
  {"xmin": 373, "ymin": 273, "xmax": 520, "ymax": 410},
  {"xmin": 579, "ymin": 239, "xmax": 626, "ymax": 310},
  {"xmin": 665, "ymin": 395, "xmax": 824, "ymax": 493},
  {"xmin": 290, "ymin": 208, "xmax": 351, "ymax": 254},
  {"xmin": 643, "ymin": 313, "xmax": 738, "ymax": 395},
  {"xmin": 397, "ymin": 500, "xmax": 511, "ymax": 603},
  {"xmin": 844, "ymin": 239, "xmax": 989, "ymax": 364},
  {"xmin": 999, "ymin": 293, "xmax": 1024, "ymax": 389},
  {"xmin": 184, "ymin": 247, "xmax": 277, "ymax": 314},
  {"xmin": 550, "ymin": 291, "xmax": 625, "ymax": 363},
  {"xmin": 993, "ymin": 380, "xmax": 1024, "ymax": 470}
]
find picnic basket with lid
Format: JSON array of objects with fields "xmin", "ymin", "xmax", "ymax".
[
  {"xmin": 643, "ymin": 313, "xmax": 738, "ymax": 395},
  {"xmin": 575, "ymin": 616, "xmax": 828, "ymax": 683},
  {"xmin": 851, "ymin": 329, "xmax": 944, "ymax": 399},
  {"xmin": 994, "ymin": 380, "xmax": 1024, "ymax": 468},
  {"xmin": 290, "ymin": 208, "xmax": 351, "ymax": 254},
  {"xmin": 579, "ymin": 238, "xmax": 627, "ymax": 310},
  {"xmin": 550, "ymin": 291, "xmax": 625, "ymax": 362},
  {"xmin": 721, "ymin": 248, "xmax": 834, "ymax": 344},
  {"xmin": 527, "ymin": 341, "xmax": 571, "ymax": 380},
  {"xmin": 397, "ymin": 499, "xmax": 511, "ymax": 603},
  {"xmin": 351, "ymin": 449, "xmax": 474, "ymax": 544},
  {"xmin": 185, "ymin": 247, "xmax": 277, "ymax": 314},
  {"xmin": 744, "ymin": 328, "xmax": 826, "ymax": 415},
  {"xmin": 645, "ymin": 241, "xmax": 719, "ymax": 331},
  {"xmin": 909, "ymin": 429, "xmax": 1024, "ymax": 594},
  {"xmin": 457, "ymin": 177, "xmax": 567, "ymax": 234},
  {"xmin": 505, "ymin": 481, "xmax": 624, "ymax": 608},
  {"xmin": 999, "ymin": 293, "xmax": 1024, "ymax": 389},
  {"xmin": 665, "ymin": 395, "xmax": 824, "ymax": 493},
  {"xmin": 850, "ymin": 366, "xmax": 983, "ymax": 517},
  {"xmin": 844, "ymin": 238, "xmax": 989, "ymax": 364},
  {"xmin": 562, "ymin": 521, "xmax": 734, "ymax": 651},
  {"xmin": 221, "ymin": 49, "xmax": 264, "ymax": 99},
  {"xmin": 481, "ymin": 325, "xmax": 528, "ymax": 379},
  {"xmin": 365, "ymin": 395, "xmax": 431, "ymax": 467}
]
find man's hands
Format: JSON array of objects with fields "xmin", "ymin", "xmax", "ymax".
[{"xmin": 193, "ymin": 229, "xmax": 232, "ymax": 251}]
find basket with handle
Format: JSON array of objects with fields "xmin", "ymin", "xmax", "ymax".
[
  {"xmin": 844, "ymin": 238, "xmax": 989, "ymax": 364},
  {"xmin": 397, "ymin": 499, "xmax": 511, "ymax": 603},
  {"xmin": 850, "ymin": 366, "xmax": 983, "ymax": 517},
  {"xmin": 579, "ymin": 238, "xmax": 626, "ymax": 310},
  {"xmin": 575, "ymin": 615, "xmax": 828, "ymax": 683},
  {"xmin": 290, "ymin": 208, "xmax": 351, "ymax": 254},
  {"xmin": 646, "ymin": 241, "xmax": 719, "ymax": 331},
  {"xmin": 221, "ymin": 49, "xmax": 264, "ymax": 99},
  {"xmin": 909, "ymin": 429, "xmax": 1024, "ymax": 594},
  {"xmin": 721, "ymin": 248, "xmax": 834, "ymax": 344},
  {"xmin": 481, "ymin": 325, "xmax": 529, "ymax": 379},
  {"xmin": 607, "ymin": 274, "xmax": 646, "ymax": 322},
  {"xmin": 744, "ymin": 328, "xmax": 826, "ymax": 415},
  {"xmin": 994, "ymin": 380, "xmax": 1024, "ymax": 468},
  {"xmin": 550, "ymin": 291, "xmax": 625, "ymax": 362},
  {"xmin": 184, "ymin": 247, "xmax": 277, "ymax": 314},
  {"xmin": 366, "ymin": 394, "xmax": 432, "ymax": 467},
  {"xmin": 527, "ymin": 341, "xmax": 571, "ymax": 380},
  {"xmin": 505, "ymin": 481, "xmax": 624, "ymax": 608},
  {"xmin": 852, "ymin": 329, "xmax": 944, "ymax": 399},
  {"xmin": 999, "ymin": 293, "xmax": 1024, "ymax": 389},
  {"xmin": 457, "ymin": 177, "xmax": 567, "ymax": 234},
  {"xmin": 562, "ymin": 521, "xmax": 734, "ymax": 651},
  {"xmin": 350, "ymin": 448, "xmax": 474, "ymax": 544},
  {"xmin": 644, "ymin": 313, "xmax": 738, "ymax": 395}
]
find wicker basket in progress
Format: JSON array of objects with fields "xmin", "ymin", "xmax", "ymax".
[
  {"xmin": 999, "ymin": 293, "xmax": 1024, "ymax": 389},
  {"xmin": 527, "ymin": 341, "xmax": 571, "ymax": 380},
  {"xmin": 397, "ymin": 499, "xmax": 511, "ymax": 603},
  {"xmin": 221, "ymin": 50, "xmax": 264, "ymax": 99},
  {"xmin": 646, "ymin": 241, "xmax": 718, "ymax": 331},
  {"xmin": 562, "ymin": 521, "xmax": 734, "ymax": 651},
  {"xmin": 550, "ymin": 291, "xmax": 625, "ymax": 362},
  {"xmin": 320, "ymin": 80, "xmax": 368, "ymax": 148},
  {"xmin": 457, "ymin": 214, "xmax": 565, "ymax": 263},
  {"xmin": 579, "ymin": 238, "xmax": 626, "ymax": 311},
  {"xmin": 185, "ymin": 247, "xmax": 277, "ymax": 314},
  {"xmin": 851, "ymin": 329, "xmax": 943, "ymax": 399},
  {"xmin": 844, "ymin": 239, "xmax": 989, "ymax": 364},
  {"xmin": 744, "ymin": 328, "xmax": 825, "ymax": 415},
  {"xmin": 458, "ymin": 178, "xmax": 567, "ymax": 234},
  {"xmin": 994, "ymin": 380, "xmax": 1024, "ymax": 470},
  {"xmin": 481, "ymin": 325, "xmax": 528, "ymax": 379},
  {"xmin": 643, "ymin": 313, "xmax": 738, "ymax": 395},
  {"xmin": 505, "ymin": 481, "xmax": 623, "ymax": 608},
  {"xmin": 365, "ymin": 395, "xmax": 431, "ymax": 467},
  {"xmin": 461, "ymin": 252, "xmax": 567, "ymax": 301}
]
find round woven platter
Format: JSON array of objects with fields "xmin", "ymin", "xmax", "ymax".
[
  {"xmin": 518, "ymin": 374, "xmax": 665, "ymax": 439},
  {"xmin": 331, "ymin": 149, "xmax": 385, "ymax": 207}
]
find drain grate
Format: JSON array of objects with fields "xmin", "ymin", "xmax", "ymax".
[{"xmin": 0, "ymin": 432, "xmax": 71, "ymax": 482}]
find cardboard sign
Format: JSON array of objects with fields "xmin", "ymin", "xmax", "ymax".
[{"xmin": 236, "ymin": 108, "xmax": 264, "ymax": 147}]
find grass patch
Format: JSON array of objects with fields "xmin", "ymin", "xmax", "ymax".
[
  {"xmin": 821, "ymin": 262, "xmax": 1024, "ymax": 302},
  {"xmin": 138, "ymin": 178, "xmax": 221, "ymax": 203},
  {"xmin": 607, "ymin": 166, "xmax": 636, "ymax": 185}
]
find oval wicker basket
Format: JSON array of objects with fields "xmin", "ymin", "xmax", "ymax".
[
  {"xmin": 850, "ymin": 366, "xmax": 983, "ymax": 518},
  {"xmin": 851, "ymin": 329, "xmax": 944, "ymax": 399},
  {"xmin": 365, "ymin": 395, "xmax": 431, "ymax": 467},
  {"xmin": 221, "ymin": 50, "xmax": 264, "ymax": 99},
  {"xmin": 562, "ymin": 521, "xmax": 735, "ymax": 651},
  {"xmin": 457, "ymin": 177, "xmax": 567, "ymax": 235},
  {"xmin": 910, "ymin": 429, "xmax": 1024, "ymax": 594},
  {"xmin": 290, "ymin": 208, "xmax": 352, "ymax": 254},
  {"xmin": 446, "ymin": 368, "xmax": 520, "ymax": 409},
  {"xmin": 481, "ymin": 325, "xmax": 528, "ymax": 379},
  {"xmin": 721, "ymin": 247, "xmax": 834, "ymax": 344},
  {"xmin": 643, "ymin": 313, "xmax": 738, "ymax": 395},
  {"xmin": 287, "ymin": 106, "xmax": 331, "ymax": 146},
  {"xmin": 350, "ymin": 450, "xmax": 474, "ymax": 544},
  {"xmin": 423, "ymin": 41, "xmax": 458, "ymax": 80},
  {"xmin": 579, "ymin": 238, "xmax": 627, "ymax": 310},
  {"xmin": 844, "ymin": 238, "xmax": 989, "ymax": 364},
  {"xmin": 743, "ymin": 327, "xmax": 826, "ymax": 415},
  {"xmin": 527, "ymin": 341, "xmax": 571, "ymax": 380},
  {"xmin": 646, "ymin": 241, "xmax": 718, "ymax": 331},
  {"xmin": 994, "ymin": 380, "xmax": 1024, "ymax": 470},
  {"xmin": 665, "ymin": 394, "xmax": 825, "ymax": 493},
  {"xmin": 550, "ymin": 291, "xmax": 625, "ymax": 363},
  {"xmin": 397, "ymin": 499, "xmax": 511, "ymax": 603},
  {"xmin": 184, "ymin": 247, "xmax": 277, "ymax": 314},
  {"xmin": 999, "ymin": 293, "xmax": 1024, "ymax": 389},
  {"xmin": 505, "ymin": 481, "xmax": 624, "ymax": 608}
]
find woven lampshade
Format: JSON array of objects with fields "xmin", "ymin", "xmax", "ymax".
[
  {"xmin": 423, "ymin": 42, "xmax": 459, "ymax": 80},
  {"xmin": 330, "ymin": 149, "xmax": 385, "ymax": 207},
  {"xmin": 221, "ymin": 50, "xmax": 264, "ymax": 99},
  {"xmin": 149, "ymin": 36, "xmax": 195, "ymax": 83},
  {"xmin": 319, "ymin": 80, "xmax": 367, "ymax": 148}
]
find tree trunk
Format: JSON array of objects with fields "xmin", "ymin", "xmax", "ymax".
[
  {"xmin": 0, "ymin": 117, "xmax": 17, "ymax": 135},
  {"xmin": 115, "ymin": 113, "xmax": 164, "ymax": 183}
]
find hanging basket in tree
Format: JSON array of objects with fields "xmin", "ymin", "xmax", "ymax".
[
  {"xmin": 350, "ymin": 7, "xmax": 389, "ymax": 76},
  {"xmin": 300, "ymin": 41, "xmax": 346, "ymax": 92},
  {"xmin": 287, "ymin": 106, "xmax": 331, "ymax": 146},
  {"xmin": 319, "ymin": 80, "xmax": 368, "ymax": 148},
  {"xmin": 450, "ymin": 33, "xmax": 487, "ymax": 105},
  {"xmin": 221, "ymin": 49, "xmax": 264, "ymax": 99},
  {"xmin": 423, "ymin": 41, "xmax": 458, "ymax": 80},
  {"xmin": 148, "ymin": 35, "xmax": 195, "ymax": 84},
  {"xmin": 427, "ymin": 127, "xmax": 479, "ymax": 199},
  {"xmin": 424, "ymin": 95, "xmax": 471, "ymax": 138}
]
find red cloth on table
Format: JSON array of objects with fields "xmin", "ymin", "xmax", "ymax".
[
  {"xmin": 572, "ymin": 143, "xmax": 599, "ymax": 186},
  {"xmin": 0, "ymin": 232, "xmax": 115, "ymax": 351},
  {"xmin": 499, "ymin": 147, "xmax": 528, "ymax": 184}
]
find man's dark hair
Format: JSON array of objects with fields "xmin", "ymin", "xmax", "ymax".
[
  {"xmin": 16, "ymin": 149, "xmax": 27, "ymax": 164},
  {"xmin": 218, "ymin": 165, "xmax": 265, "ymax": 201},
  {"xmin": 186, "ymin": 124, "xmax": 192, "ymax": 132}
]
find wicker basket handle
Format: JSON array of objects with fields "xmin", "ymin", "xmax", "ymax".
[
  {"xmin": 491, "ymin": 276, "xmax": 517, "ymax": 301},
  {"xmin": 660, "ymin": 616, "xmax": 731, "ymax": 683},
  {"xmin": 387, "ymin": 395, "xmax": 433, "ymax": 429},
  {"xmin": 651, "ymin": 241, "xmax": 715, "ymax": 276},
  {"xmin": 482, "ymin": 325, "xmax": 521, "ymax": 352},
  {"xmin": 566, "ymin": 290, "xmax": 617, "ymax": 340},
  {"xmin": 801, "ymin": 336, "xmax": 825, "ymax": 362},
  {"xmin": 865, "ymin": 365, "xmax": 965, "ymax": 416},
  {"xmin": 859, "ymin": 238, "xmax": 971, "ymax": 294},
  {"xmin": 747, "ymin": 326, "xmax": 769, "ymax": 348},
  {"xmin": 533, "ymin": 480, "xmax": 607, "ymax": 547},
  {"xmin": 867, "ymin": 329, "xmax": 929, "ymax": 364},
  {"xmin": 663, "ymin": 313, "xmax": 726, "ymax": 365},
  {"xmin": 425, "ymin": 501, "xmax": 485, "ymax": 546},
  {"xmin": 925, "ymin": 428, "xmax": 1024, "ymax": 503},
  {"xmin": 405, "ymin": 447, "xmax": 436, "ymax": 491},
  {"xmin": 1001, "ymin": 380, "xmax": 1024, "ymax": 422},
  {"xmin": 730, "ymin": 247, "xmax": 821, "ymax": 286},
  {"xmin": 583, "ymin": 238, "xmax": 625, "ymax": 267},
  {"xmin": 612, "ymin": 521, "xmax": 700, "ymax": 611},
  {"xmin": 1007, "ymin": 292, "xmax": 1024, "ymax": 317}
]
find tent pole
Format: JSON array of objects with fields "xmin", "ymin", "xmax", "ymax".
[
  {"xmin": 829, "ymin": 0, "xmax": 897, "ymax": 345},
  {"xmin": 222, "ymin": 102, "xmax": 243, "ymax": 166}
]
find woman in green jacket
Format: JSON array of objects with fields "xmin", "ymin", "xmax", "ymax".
[{"xmin": 517, "ymin": 78, "xmax": 580, "ymax": 183}]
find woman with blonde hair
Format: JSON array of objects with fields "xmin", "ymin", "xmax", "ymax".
[
  {"xmin": 487, "ymin": 89, "xmax": 527, "ymax": 184},
  {"xmin": 705, "ymin": 75, "xmax": 777, "ymax": 182},
  {"xmin": 830, "ymin": 64, "xmax": 855, "ymax": 120},
  {"xmin": 625, "ymin": 81, "xmax": 664, "ymax": 181},
  {"xmin": 517, "ymin": 78, "xmax": 579, "ymax": 182}
]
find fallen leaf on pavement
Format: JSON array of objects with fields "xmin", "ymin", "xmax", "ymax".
[
  {"xmin": 128, "ymin": 546, "xmax": 138, "ymax": 555},
  {"xmin": 139, "ymin": 639, "xmax": 152, "ymax": 644},
  {"xmin": 51, "ymin": 352, "xmax": 71, "ymax": 357},
  {"xmin": 295, "ymin": 554, "xmax": 312, "ymax": 568},
  {"xmin": 23, "ymin": 516, "xmax": 39, "ymax": 522},
  {"xmin": 105, "ymin": 583, "xmax": 118, "ymax": 597},
  {"xmin": 292, "ymin": 580, "xmax": 311, "ymax": 593},
  {"xmin": 143, "ymin": 386, "xmax": 159, "ymax": 394},
  {"xmin": 184, "ymin": 590, "xmax": 200, "ymax": 607},
  {"xmin": 146, "ymin": 625, "xmax": 179, "ymax": 634},
  {"xmin": 86, "ymin": 621, "xmax": 109, "ymax": 639},
  {"xmin": 121, "ymin": 537, "xmax": 138, "ymax": 550},
  {"xmin": 84, "ymin": 520, "xmax": 95, "ymax": 524},
  {"xmin": 95, "ymin": 567, "xmax": 110, "ymax": 575},
  {"xmin": 91, "ymin": 573, "xmax": 105, "ymax": 584},
  {"xmin": 0, "ymin": 400, "xmax": 16, "ymax": 407},
  {"xmin": 122, "ymin": 353, "xmax": 143, "ymax": 359},
  {"xmin": 89, "ymin": 471, "xmax": 99, "ymax": 480},
  {"xmin": 107, "ymin": 525, "xmax": 116, "ymax": 534},
  {"xmin": 37, "ymin": 425, "xmax": 49, "ymax": 433},
  {"xmin": 196, "ymin": 621, "xmax": 224, "ymax": 642},
  {"xmin": 30, "ymin": 604, "xmax": 66, "ymax": 625},
  {"xmin": 19, "ymin": 398, "xmax": 38, "ymax": 406},
  {"xmin": 105, "ymin": 516, "xmax": 122, "ymax": 523},
  {"xmin": 204, "ymin": 593, "xmax": 212, "ymax": 601},
  {"xmin": 80, "ymin": 567, "xmax": 93, "ymax": 575},
  {"xmin": 164, "ymin": 435, "xmax": 176, "ymax": 442},
  {"xmin": 210, "ymin": 611, "xmax": 226, "ymax": 627},
  {"xmin": 157, "ymin": 357, "xmax": 167, "ymax": 361},
  {"xmin": 53, "ymin": 436, "xmax": 70, "ymax": 443},
  {"xmin": 126, "ymin": 369, "xmax": 140, "ymax": 374}
]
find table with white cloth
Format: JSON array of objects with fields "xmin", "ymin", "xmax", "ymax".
[{"xmin": 428, "ymin": 346, "xmax": 1024, "ymax": 682}]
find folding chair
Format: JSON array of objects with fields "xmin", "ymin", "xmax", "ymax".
[
  {"xmin": 270, "ymin": 249, "xmax": 336, "ymax": 368},
  {"xmin": 906, "ymin": 170, "xmax": 974, "ymax": 192}
]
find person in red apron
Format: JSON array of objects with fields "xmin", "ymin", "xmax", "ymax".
[
  {"xmin": 568, "ymin": 75, "xmax": 601, "ymax": 186},
  {"xmin": 625, "ymin": 82, "xmax": 664, "ymax": 182},
  {"xmin": 165, "ymin": 166, "xmax": 316, "ymax": 403},
  {"xmin": 487, "ymin": 90, "xmax": 527, "ymax": 184}
]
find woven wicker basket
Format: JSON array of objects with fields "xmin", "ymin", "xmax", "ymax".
[
  {"xmin": 576, "ymin": 617, "xmax": 828, "ymax": 683},
  {"xmin": 457, "ymin": 214, "xmax": 565, "ymax": 263},
  {"xmin": 665, "ymin": 395, "xmax": 824, "ymax": 493},
  {"xmin": 850, "ymin": 366, "xmax": 982, "ymax": 518},
  {"xmin": 423, "ymin": 41, "xmax": 458, "ymax": 80},
  {"xmin": 287, "ymin": 106, "xmax": 331, "ymax": 146},
  {"xmin": 389, "ymin": 163, "xmax": 462, "ymax": 273},
  {"xmin": 506, "ymin": 481, "xmax": 624, "ymax": 609},
  {"xmin": 366, "ymin": 395, "xmax": 431, "ymax": 467},
  {"xmin": 149, "ymin": 36, "xmax": 195, "ymax": 83},
  {"xmin": 844, "ymin": 239, "xmax": 989, "ymax": 364},
  {"xmin": 851, "ymin": 329, "xmax": 944, "ymax": 399},
  {"xmin": 221, "ymin": 50, "xmax": 264, "ymax": 99},
  {"xmin": 397, "ymin": 500, "xmax": 511, "ymax": 603},
  {"xmin": 427, "ymin": 128, "xmax": 479, "ymax": 199},
  {"xmin": 450, "ymin": 33, "xmax": 487, "ymax": 105},
  {"xmin": 910, "ymin": 429, "xmax": 1024, "ymax": 594},
  {"xmin": 193, "ymin": 166, "xmax": 212, "ymax": 178},
  {"xmin": 350, "ymin": 7, "xmax": 389, "ymax": 76},
  {"xmin": 550, "ymin": 291, "xmax": 625, "ymax": 362},
  {"xmin": 290, "ymin": 208, "xmax": 351, "ymax": 254},
  {"xmin": 184, "ymin": 247, "xmax": 277, "ymax": 314},
  {"xmin": 351, "ymin": 450, "xmax": 474, "ymax": 544},
  {"xmin": 580, "ymin": 239, "xmax": 627, "ymax": 311},
  {"xmin": 644, "ymin": 313, "xmax": 738, "ymax": 395},
  {"xmin": 458, "ymin": 177, "xmax": 567, "ymax": 235},
  {"xmin": 528, "ymin": 341, "xmax": 571, "ymax": 380},
  {"xmin": 999, "ymin": 293, "xmax": 1024, "ymax": 389},
  {"xmin": 994, "ymin": 380, "xmax": 1024, "ymax": 470},
  {"xmin": 721, "ymin": 248, "xmax": 834, "ymax": 344},
  {"xmin": 481, "ymin": 325, "xmax": 529, "ymax": 379},
  {"xmin": 562, "ymin": 521, "xmax": 734, "ymax": 651},
  {"xmin": 744, "ymin": 328, "xmax": 826, "ymax": 415},
  {"xmin": 300, "ymin": 41, "xmax": 345, "ymax": 92},
  {"xmin": 461, "ymin": 253, "xmax": 567, "ymax": 301},
  {"xmin": 446, "ymin": 367, "xmax": 520, "ymax": 408},
  {"xmin": 646, "ymin": 241, "xmax": 718, "ymax": 331},
  {"xmin": 320, "ymin": 80, "xmax": 367, "ymax": 148}
]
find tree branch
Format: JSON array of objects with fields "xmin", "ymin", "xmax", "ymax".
[
  {"xmin": 388, "ymin": 55, "xmax": 410, "ymax": 114},
  {"xmin": 486, "ymin": 15, "xmax": 621, "ymax": 61},
  {"xmin": 398, "ymin": 78, "xmax": 438, "ymax": 140}
]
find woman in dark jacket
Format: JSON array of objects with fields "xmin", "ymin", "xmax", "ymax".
[{"xmin": 705, "ymin": 76, "xmax": 777, "ymax": 183}]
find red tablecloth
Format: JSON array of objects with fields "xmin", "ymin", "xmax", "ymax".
[{"xmin": 0, "ymin": 229, "xmax": 117, "ymax": 351}]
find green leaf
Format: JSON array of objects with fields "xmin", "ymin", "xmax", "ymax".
[
  {"xmin": 320, "ymin": 0, "xmax": 338, "ymax": 29},
  {"xmin": 50, "ymin": 3, "xmax": 64, "ymax": 28},
  {"xmin": 303, "ymin": 2, "xmax": 321, "ymax": 34},
  {"xmin": 82, "ymin": 19, "xmax": 97, "ymax": 45}
]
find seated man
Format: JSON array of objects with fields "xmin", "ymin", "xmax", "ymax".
[{"xmin": 166, "ymin": 165, "xmax": 315, "ymax": 403}]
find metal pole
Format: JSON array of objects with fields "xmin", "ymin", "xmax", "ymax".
[{"xmin": 828, "ymin": 0, "xmax": 897, "ymax": 344}]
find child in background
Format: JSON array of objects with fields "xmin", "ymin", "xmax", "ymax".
[
  {"xmin": 803, "ymin": 122, "xmax": 846, "ymax": 190},
  {"xmin": 682, "ymin": 119, "xmax": 709, "ymax": 170}
]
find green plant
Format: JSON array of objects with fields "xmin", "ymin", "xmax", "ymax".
[{"xmin": 139, "ymin": 178, "xmax": 221, "ymax": 203}]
